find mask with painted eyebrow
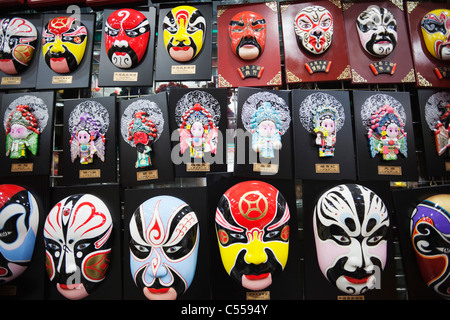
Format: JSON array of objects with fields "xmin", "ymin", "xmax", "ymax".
[
  {"xmin": 228, "ymin": 11, "xmax": 266, "ymax": 60},
  {"xmin": 421, "ymin": 9, "xmax": 450, "ymax": 60}
]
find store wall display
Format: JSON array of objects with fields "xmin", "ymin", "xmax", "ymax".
[
  {"xmin": 292, "ymin": 89, "xmax": 356, "ymax": 180},
  {"xmin": 62, "ymin": 96, "xmax": 117, "ymax": 185},
  {"xmin": 35, "ymin": 13, "xmax": 94, "ymax": 90},
  {"xmin": 406, "ymin": 2, "xmax": 450, "ymax": 87},
  {"xmin": 155, "ymin": 3, "xmax": 212, "ymax": 82},
  {"xmin": 280, "ymin": 0, "xmax": 350, "ymax": 84},
  {"xmin": 217, "ymin": 2, "xmax": 282, "ymax": 88},
  {"xmin": 343, "ymin": 1, "xmax": 415, "ymax": 85},
  {"xmin": 98, "ymin": 7, "xmax": 156, "ymax": 87},
  {"xmin": 169, "ymin": 88, "xmax": 228, "ymax": 177},
  {"xmin": 353, "ymin": 90, "xmax": 418, "ymax": 181},
  {"xmin": 0, "ymin": 91, "xmax": 54, "ymax": 177},
  {"xmin": 118, "ymin": 92, "xmax": 174, "ymax": 187},
  {"xmin": 234, "ymin": 87, "xmax": 293, "ymax": 180}
]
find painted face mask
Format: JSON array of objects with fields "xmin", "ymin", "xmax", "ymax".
[
  {"xmin": 421, "ymin": 9, "xmax": 450, "ymax": 61},
  {"xmin": 410, "ymin": 194, "xmax": 450, "ymax": 299},
  {"xmin": 42, "ymin": 16, "xmax": 87, "ymax": 73},
  {"xmin": 0, "ymin": 184, "xmax": 39, "ymax": 285},
  {"xmin": 0, "ymin": 17, "xmax": 37, "ymax": 75},
  {"xmin": 163, "ymin": 5, "xmax": 206, "ymax": 62},
  {"xmin": 129, "ymin": 195, "xmax": 199, "ymax": 300},
  {"xmin": 44, "ymin": 194, "xmax": 113, "ymax": 300},
  {"xmin": 356, "ymin": 5, "xmax": 397, "ymax": 57},
  {"xmin": 294, "ymin": 5, "xmax": 333, "ymax": 55},
  {"xmin": 105, "ymin": 9, "xmax": 150, "ymax": 69},
  {"xmin": 313, "ymin": 184, "xmax": 389, "ymax": 295},
  {"xmin": 229, "ymin": 11, "xmax": 266, "ymax": 61},
  {"xmin": 215, "ymin": 181, "xmax": 290, "ymax": 291}
]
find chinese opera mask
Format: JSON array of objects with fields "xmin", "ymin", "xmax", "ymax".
[
  {"xmin": 356, "ymin": 5, "xmax": 397, "ymax": 57},
  {"xmin": 44, "ymin": 194, "xmax": 113, "ymax": 300},
  {"xmin": 129, "ymin": 196, "xmax": 199, "ymax": 300},
  {"xmin": 127, "ymin": 111, "xmax": 158, "ymax": 168},
  {"xmin": 313, "ymin": 184, "xmax": 390, "ymax": 295},
  {"xmin": 294, "ymin": 5, "xmax": 333, "ymax": 55},
  {"xmin": 0, "ymin": 17, "xmax": 37, "ymax": 75},
  {"xmin": 163, "ymin": 5, "xmax": 206, "ymax": 62},
  {"xmin": 42, "ymin": 16, "xmax": 87, "ymax": 73},
  {"xmin": 411, "ymin": 194, "xmax": 450, "ymax": 299},
  {"xmin": 421, "ymin": 9, "xmax": 450, "ymax": 61},
  {"xmin": 229, "ymin": 11, "xmax": 266, "ymax": 61},
  {"xmin": 105, "ymin": 9, "xmax": 150, "ymax": 69},
  {"xmin": 215, "ymin": 181, "xmax": 290, "ymax": 291},
  {"xmin": 0, "ymin": 184, "xmax": 39, "ymax": 285}
]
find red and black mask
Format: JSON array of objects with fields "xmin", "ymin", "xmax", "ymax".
[{"xmin": 229, "ymin": 11, "xmax": 266, "ymax": 61}]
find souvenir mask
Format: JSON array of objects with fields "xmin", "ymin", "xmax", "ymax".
[
  {"xmin": 163, "ymin": 5, "xmax": 206, "ymax": 62},
  {"xmin": 105, "ymin": 9, "xmax": 150, "ymax": 69},
  {"xmin": 42, "ymin": 16, "xmax": 87, "ymax": 73},
  {"xmin": 215, "ymin": 181, "xmax": 290, "ymax": 291},
  {"xmin": 229, "ymin": 11, "xmax": 266, "ymax": 61},
  {"xmin": 129, "ymin": 195, "xmax": 199, "ymax": 300},
  {"xmin": 411, "ymin": 194, "xmax": 450, "ymax": 299},
  {"xmin": 0, "ymin": 184, "xmax": 39, "ymax": 284},
  {"xmin": 356, "ymin": 5, "xmax": 397, "ymax": 57},
  {"xmin": 423, "ymin": 92, "xmax": 450, "ymax": 156},
  {"xmin": 313, "ymin": 184, "xmax": 389, "ymax": 295},
  {"xmin": 44, "ymin": 194, "xmax": 113, "ymax": 300},
  {"xmin": 294, "ymin": 6, "xmax": 333, "ymax": 55},
  {"xmin": 0, "ymin": 17, "xmax": 37, "ymax": 75},
  {"xmin": 421, "ymin": 9, "xmax": 450, "ymax": 61}
]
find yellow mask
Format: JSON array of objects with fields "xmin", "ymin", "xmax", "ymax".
[{"xmin": 421, "ymin": 9, "xmax": 450, "ymax": 60}]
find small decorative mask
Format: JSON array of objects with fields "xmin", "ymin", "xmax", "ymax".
[
  {"xmin": 175, "ymin": 90, "xmax": 220, "ymax": 159},
  {"xmin": 361, "ymin": 94, "xmax": 407, "ymax": 160},
  {"xmin": 421, "ymin": 9, "xmax": 450, "ymax": 61},
  {"xmin": 241, "ymin": 91, "xmax": 290, "ymax": 159},
  {"xmin": 411, "ymin": 194, "xmax": 450, "ymax": 299},
  {"xmin": 44, "ymin": 194, "xmax": 113, "ymax": 300},
  {"xmin": 215, "ymin": 181, "xmax": 290, "ymax": 291},
  {"xmin": 120, "ymin": 99, "xmax": 164, "ymax": 169},
  {"xmin": 129, "ymin": 195, "xmax": 199, "ymax": 300},
  {"xmin": 424, "ymin": 91, "xmax": 450, "ymax": 156},
  {"xmin": 163, "ymin": 5, "xmax": 206, "ymax": 62},
  {"xmin": 356, "ymin": 5, "xmax": 397, "ymax": 57},
  {"xmin": 69, "ymin": 100, "xmax": 109, "ymax": 165},
  {"xmin": 294, "ymin": 5, "xmax": 333, "ymax": 55},
  {"xmin": 0, "ymin": 17, "xmax": 38, "ymax": 75},
  {"xmin": 42, "ymin": 16, "xmax": 87, "ymax": 73},
  {"xmin": 229, "ymin": 11, "xmax": 266, "ymax": 61},
  {"xmin": 105, "ymin": 9, "xmax": 150, "ymax": 69},
  {"xmin": 314, "ymin": 184, "xmax": 389, "ymax": 295},
  {"xmin": 0, "ymin": 184, "xmax": 39, "ymax": 285},
  {"xmin": 4, "ymin": 95, "xmax": 49, "ymax": 160}
]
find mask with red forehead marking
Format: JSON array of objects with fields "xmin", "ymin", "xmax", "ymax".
[
  {"xmin": 215, "ymin": 181, "xmax": 290, "ymax": 291},
  {"xmin": 44, "ymin": 194, "xmax": 113, "ymax": 300},
  {"xmin": 229, "ymin": 11, "xmax": 266, "ymax": 61},
  {"xmin": 105, "ymin": 9, "xmax": 150, "ymax": 69}
]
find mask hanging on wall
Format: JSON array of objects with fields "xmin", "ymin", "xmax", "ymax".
[
  {"xmin": 423, "ymin": 91, "xmax": 450, "ymax": 156},
  {"xmin": 421, "ymin": 9, "xmax": 450, "ymax": 61},
  {"xmin": 229, "ymin": 11, "xmax": 266, "ymax": 61},
  {"xmin": 313, "ymin": 184, "xmax": 390, "ymax": 295},
  {"xmin": 129, "ymin": 195, "xmax": 199, "ymax": 300},
  {"xmin": 44, "ymin": 194, "xmax": 113, "ymax": 300},
  {"xmin": 0, "ymin": 17, "xmax": 38, "ymax": 75},
  {"xmin": 215, "ymin": 180, "xmax": 290, "ymax": 291},
  {"xmin": 0, "ymin": 184, "xmax": 39, "ymax": 285}
]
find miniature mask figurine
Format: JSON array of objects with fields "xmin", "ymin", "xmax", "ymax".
[
  {"xmin": 410, "ymin": 194, "xmax": 450, "ymax": 299},
  {"xmin": 44, "ymin": 194, "xmax": 113, "ymax": 300},
  {"xmin": 163, "ymin": 5, "xmax": 206, "ymax": 62},
  {"xmin": 312, "ymin": 106, "xmax": 339, "ymax": 157},
  {"xmin": 314, "ymin": 184, "xmax": 389, "ymax": 295},
  {"xmin": 129, "ymin": 195, "xmax": 199, "ymax": 300},
  {"xmin": 294, "ymin": 5, "xmax": 333, "ymax": 55},
  {"xmin": 215, "ymin": 181, "xmax": 290, "ymax": 291},
  {"xmin": 0, "ymin": 17, "xmax": 38, "ymax": 75},
  {"xmin": 42, "ymin": 16, "xmax": 87, "ymax": 73},
  {"xmin": 229, "ymin": 11, "xmax": 266, "ymax": 61},
  {"xmin": 69, "ymin": 101, "xmax": 109, "ymax": 165},
  {"xmin": 424, "ymin": 92, "xmax": 450, "ymax": 156},
  {"xmin": 105, "ymin": 8, "xmax": 150, "ymax": 69},
  {"xmin": 421, "ymin": 9, "xmax": 450, "ymax": 61},
  {"xmin": 356, "ymin": 5, "xmax": 397, "ymax": 57},
  {"xmin": 0, "ymin": 184, "xmax": 39, "ymax": 285}
]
